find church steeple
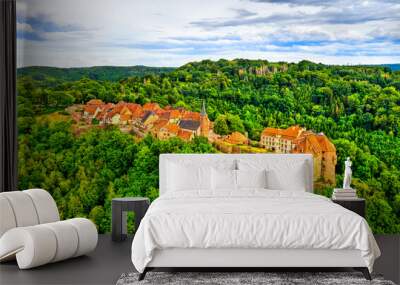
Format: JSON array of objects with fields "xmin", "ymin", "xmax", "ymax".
[
  {"xmin": 200, "ymin": 100, "xmax": 209, "ymax": 137},
  {"xmin": 201, "ymin": 100, "xmax": 207, "ymax": 116}
]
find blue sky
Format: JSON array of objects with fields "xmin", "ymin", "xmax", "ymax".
[{"xmin": 16, "ymin": 0, "xmax": 400, "ymax": 67}]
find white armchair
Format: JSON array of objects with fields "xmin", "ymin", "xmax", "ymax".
[{"xmin": 0, "ymin": 189, "xmax": 98, "ymax": 269}]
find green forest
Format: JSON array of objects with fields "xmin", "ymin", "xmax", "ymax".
[{"xmin": 17, "ymin": 59, "xmax": 400, "ymax": 234}]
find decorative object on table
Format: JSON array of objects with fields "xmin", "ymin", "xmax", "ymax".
[
  {"xmin": 112, "ymin": 197, "xmax": 150, "ymax": 242},
  {"xmin": 332, "ymin": 198, "xmax": 366, "ymax": 218},
  {"xmin": 343, "ymin": 157, "xmax": 353, "ymax": 189},
  {"xmin": 332, "ymin": 188, "xmax": 358, "ymax": 200},
  {"xmin": 116, "ymin": 271, "xmax": 394, "ymax": 285},
  {"xmin": 332, "ymin": 157, "xmax": 358, "ymax": 200},
  {"xmin": 0, "ymin": 189, "xmax": 98, "ymax": 269}
]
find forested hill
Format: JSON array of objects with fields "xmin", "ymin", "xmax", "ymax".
[
  {"xmin": 379, "ymin": 64, "xmax": 400, "ymax": 71},
  {"xmin": 17, "ymin": 59, "xmax": 400, "ymax": 234},
  {"xmin": 17, "ymin": 65, "xmax": 176, "ymax": 82}
]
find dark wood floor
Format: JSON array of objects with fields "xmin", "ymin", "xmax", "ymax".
[{"xmin": 0, "ymin": 234, "xmax": 399, "ymax": 285}]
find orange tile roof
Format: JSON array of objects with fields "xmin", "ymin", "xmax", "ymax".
[
  {"xmin": 120, "ymin": 106, "xmax": 132, "ymax": 115},
  {"xmin": 225, "ymin": 131, "xmax": 248, "ymax": 145},
  {"xmin": 143, "ymin": 103, "xmax": 161, "ymax": 111},
  {"xmin": 87, "ymin": 99, "xmax": 104, "ymax": 105},
  {"xmin": 120, "ymin": 114, "xmax": 131, "ymax": 122},
  {"xmin": 169, "ymin": 109, "xmax": 181, "ymax": 119},
  {"xmin": 152, "ymin": 119, "xmax": 169, "ymax": 131},
  {"xmin": 316, "ymin": 134, "xmax": 336, "ymax": 152},
  {"xmin": 261, "ymin": 125, "xmax": 303, "ymax": 140},
  {"xmin": 126, "ymin": 103, "xmax": 141, "ymax": 113},
  {"xmin": 307, "ymin": 134, "xmax": 322, "ymax": 153},
  {"xmin": 162, "ymin": 123, "xmax": 180, "ymax": 134},
  {"xmin": 84, "ymin": 105, "xmax": 98, "ymax": 114},
  {"xmin": 159, "ymin": 112, "xmax": 170, "ymax": 120},
  {"xmin": 178, "ymin": 129, "xmax": 193, "ymax": 141},
  {"xmin": 183, "ymin": 111, "xmax": 200, "ymax": 121},
  {"xmin": 132, "ymin": 109, "xmax": 144, "ymax": 119}
]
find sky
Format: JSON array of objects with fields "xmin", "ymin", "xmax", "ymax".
[{"xmin": 16, "ymin": 0, "xmax": 400, "ymax": 68}]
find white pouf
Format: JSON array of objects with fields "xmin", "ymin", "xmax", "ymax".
[{"xmin": 0, "ymin": 189, "xmax": 98, "ymax": 269}]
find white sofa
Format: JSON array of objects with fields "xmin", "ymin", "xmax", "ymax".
[{"xmin": 0, "ymin": 189, "xmax": 98, "ymax": 269}]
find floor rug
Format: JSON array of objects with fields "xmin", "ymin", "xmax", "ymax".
[{"xmin": 116, "ymin": 271, "xmax": 396, "ymax": 285}]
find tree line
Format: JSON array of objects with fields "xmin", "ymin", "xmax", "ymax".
[{"xmin": 17, "ymin": 59, "xmax": 400, "ymax": 233}]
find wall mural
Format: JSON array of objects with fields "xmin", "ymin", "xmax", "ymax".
[{"xmin": 16, "ymin": 0, "xmax": 400, "ymax": 234}]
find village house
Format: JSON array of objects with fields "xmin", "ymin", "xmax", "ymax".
[
  {"xmin": 83, "ymin": 105, "xmax": 100, "ymax": 119},
  {"xmin": 179, "ymin": 120, "xmax": 201, "ymax": 136},
  {"xmin": 141, "ymin": 111, "xmax": 158, "ymax": 129},
  {"xmin": 95, "ymin": 103, "xmax": 115, "ymax": 125},
  {"xmin": 143, "ymin": 102, "xmax": 161, "ymax": 112},
  {"xmin": 158, "ymin": 123, "xmax": 179, "ymax": 139},
  {"xmin": 150, "ymin": 119, "xmax": 169, "ymax": 138},
  {"xmin": 292, "ymin": 132, "xmax": 337, "ymax": 184},
  {"xmin": 224, "ymin": 131, "xmax": 249, "ymax": 145},
  {"xmin": 177, "ymin": 129, "xmax": 194, "ymax": 141},
  {"xmin": 87, "ymin": 99, "xmax": 104, "ymax": 106},
  {"xmin": 260, "ymin": 125, "xmax": 305, "ymax": 153},
  {"xmin": 158, "ymin": 109, "xmax": 181, "ymax": 123}
]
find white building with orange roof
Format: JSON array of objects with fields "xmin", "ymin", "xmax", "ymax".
[{"xmin": 260, "ymin": 125, "xmax": 305, "ymax": 153}]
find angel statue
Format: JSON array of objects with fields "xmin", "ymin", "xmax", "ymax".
[{"xmin": 343, "ymin": 157, "xmax": 352, "ymax": 189}]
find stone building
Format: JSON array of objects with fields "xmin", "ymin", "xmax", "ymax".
[{"xmin": 292, "ymin": 132, "xmax": 337, "ymax": 184}]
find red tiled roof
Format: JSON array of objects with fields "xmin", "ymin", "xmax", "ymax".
[
  {"xmin": 316, "ymin": 134, "xmax": 336, "ymax": 152},
  {"xmin": 261, "ymin": 125, "xmax": 303, "ymax": 140},
  {"xmin": 87, "ymin": 99, "xmax": 104, "ymax": 105},
  {"xmin": 169, "ymin": 109, "xmax": 181, "ymax": 119},
  {"xmin": 178, "ymin": 129, "xmax": 193, "ymax": 141},
  {"xmin": 84, "ymin": 105, "xmax": 98, "ymax": 114},
  {"xmin": 143, "ymin": 103, "xmax": 161, "ymax": 111},
  {"xmin": 162, "ymin": 123, "xmax": 179, "ymax": 134},
  {"xmin": 159, "ymin": 112, "xmax": 170, "ymax": 120},
  {"xmin": 126, "ymin": 103, "xmax": 141, "ymax": 113},
  {"xmin": 183, "ymin": 111, "xmax": 200, "ymax": 121},
  {"xmin": 152, "ymin": 119, "xmax": 169, "ymax": 131},
  {"xmin": 225, "ymin": 132, "xmax": 248, "ymax": 145}
]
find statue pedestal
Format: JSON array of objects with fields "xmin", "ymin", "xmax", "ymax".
[{"xmin": 332, "ymin": 188, "xmax": 357, "ymax": 200}]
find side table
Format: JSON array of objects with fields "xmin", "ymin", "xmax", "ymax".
[
  {"xmin": 112, "ymin": 197, "xmax": 150, "ymax": 242},
  {"xmin": 332, "ymin": 198, "xmax": 365, "ymax": 218}
]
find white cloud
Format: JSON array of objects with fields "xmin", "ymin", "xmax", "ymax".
[{"xmin": 16, "ymin": 0, "xmax": 400, "ymax": 67}]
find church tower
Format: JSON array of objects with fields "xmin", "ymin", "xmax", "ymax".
[{"xmin": 200, "ymin": 100, "xmax": 210, "ymax": 137}]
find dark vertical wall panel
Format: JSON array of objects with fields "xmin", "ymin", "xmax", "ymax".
[{"xmin": 0, "ymin": 0, "xmax": 17, "ymax": 192}]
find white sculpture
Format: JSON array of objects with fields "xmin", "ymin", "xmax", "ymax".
[{"xmin": 343, "ymin": 157, "xmax": 352, "ymax": 189}]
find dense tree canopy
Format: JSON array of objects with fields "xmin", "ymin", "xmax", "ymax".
[{"xmin": 17, "ymin": 59, "xmax": 400, "ymax": 233}]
